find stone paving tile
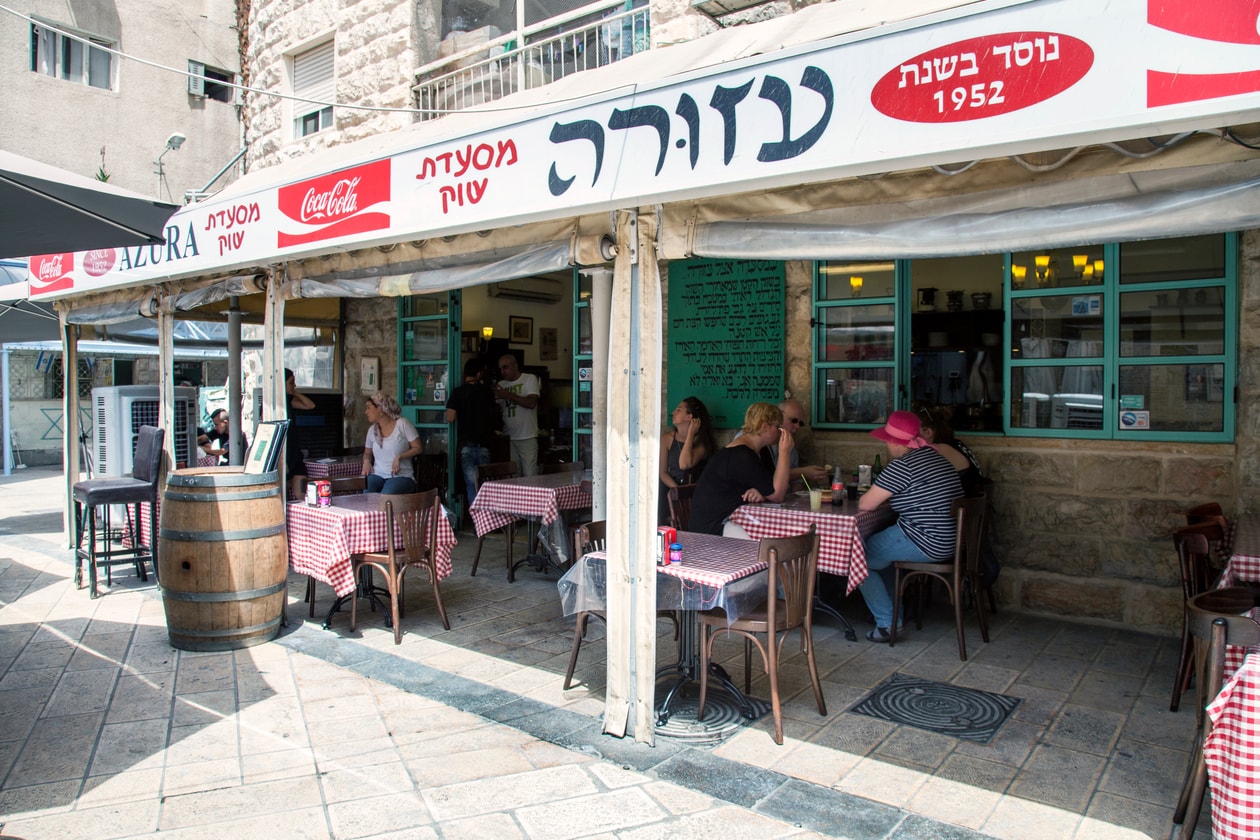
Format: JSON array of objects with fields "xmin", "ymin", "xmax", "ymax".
[
  {"xmin": 9, "ymin": 711, "xmax": 101, "ymax": 784},
  {"xmin": 326, "ymin": 790, "xmax": 432, "ymax": 839},
  {"xmin": 405, "ymin": 745, "xmax": 535, "ymax": 787},
  {"xmin": 619, "ymin": 802, "xmax": 819, "ymax": 839},
  {"xmin": 89, "ymin": 718, "xmax": 170, "ymax": 775},
  {"xmin": 1008, "ymin": 745, "xmax": 1105, "ymax": 812},
  {"xmin": 241, "ymin": 745, "xmax": 318, "ymax": 783},
  {"xmin": 422, "ymin": 763, "xmax": 596, "ymax": 821},
  {"xmin": 517, "ymin": 786, "xmax": 669, "ymax": 838},
  {"xmin": 0, "ymin": 778, "xmax": 81, "ymax": 818},
  {"xmin": 140, "ymin": 805, "xmax": 332, "ymax": 839},
  {"xmin": 162, "ymin": 756, "xmax": 243, "ymax": 795},
  {"xmin": 41, "ymin": 667, "xmax": 119, "ymax": 717},
  {"xmin": 1, "ymin": 796, "xmax": 161, "ymax": 839},
  {"xmin": 836, "ymin": 755, "xmax": 930, "ymax": 809},
  {"xmin": 157, "ymin": 774, "xmax": 325, "ymax": 829},
  {"xmin": 434, "ymin": 812, "xmax": 525, "ymax": 839},
  {"xmin": 1095, "ymin": 738, "xmax": 1189, "ymax": 807},
  {"xmin": 906, "ymin": 775, "xmax": 1002, "ymax": 831},
  {"xmin": 1041, "ymin": 704, "xmax": 1126, "ymax": 756},
  {"xmin": 105, "ymin": 671, "xmax": 174, "ymax": 723},
  {"xmin": 981, "ymin": 795, "xmax": 1084, "ymax": 840},
  {"xmin": 319, "ymin": 760, "xmax": 416, "ymax": 804}
]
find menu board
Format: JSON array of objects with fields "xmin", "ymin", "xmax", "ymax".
[{"xmin": 666, "ymin": 259, "xmax": 785, "ymax": 429}]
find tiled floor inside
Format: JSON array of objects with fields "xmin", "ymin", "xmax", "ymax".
[{"xmin": 0, "ymin": 475, "xmax": 1211, "ymax": 839}]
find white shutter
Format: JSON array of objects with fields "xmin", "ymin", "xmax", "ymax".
[
  {"xmin": 292, "ymin": 41, "xmax": 334, "ymax": 105},
  {"xmin": 187, "ymin": 60, "xmax": 205, "ymax": 97}
]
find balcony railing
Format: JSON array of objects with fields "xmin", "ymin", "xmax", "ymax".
[{"xmin": 414, "ymin": 4, "xmax": 650, "ymax": 120}]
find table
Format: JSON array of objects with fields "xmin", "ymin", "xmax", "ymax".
[
  {"xmin": 303, "ymin": 456, "xmax": 363, "ymax": 479},
  {"xmin": 1202, "ymin": 516, "xmax": 1260, "ymax": 840},
  {"xmin": 287, "ymin": 493, "xmax": 457, "ymax": 629},
  {"xmin": 558, "ymin": 532, "xmax": 768, "ymax": 726},
  {"xmin": 729, "ymin": 496, "xmax": 895, "ymax": 640},
  {"xmin": 470, "ymin": 472, "xmax": 593, "ymax": 580}
]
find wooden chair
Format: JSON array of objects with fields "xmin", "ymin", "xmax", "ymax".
[
  {"xmin": 350, "ymin": 490, "xmax": 449, "ymax": 644},
  {"xmin": 1172, "ymin": 586, "xmax": 1260, "ymax": 839},
  {"xmin": 1170, "ymin": 523, "xmax": 1227, "ymax": 711},
  {"xmin": 889, "ymin": 496, "xmax": 989, "ymax": 661},
  {"xmin": 470, "ymin": 461, "xmax": 519, "ymax": 577},
  {"xmin": 697, "ymin": 526, "xmax": 824, "ymax": 745},
  {"xmin": 667, "ymin": 484, "xmax": 696, "ymax": 532},
  {"xmin": 1186, "ymin": 501, "xmax": 1233, "ymax": 564},
  {"xmin": 562, "ymin": 521, "xmax": 678, "ymax": 689}
]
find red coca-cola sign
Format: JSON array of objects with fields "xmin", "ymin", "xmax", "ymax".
[
  {"xmin": 1149, "ymin": 0, "xmax": 1260, "ymax": 46},
  {"xmin": 83, "ymin": 249, "xmax": 117, "ymax": 277},
  {"xmin": 29, "ymin": 253, "xmax": 74, "ymax": 294},
  {"xmin": 277, "ymin": 159, "xmax": 391, "ymax": 248},
  {"xmin": 871, "ymin": 32, "xmax": 1093, "ymax": 123}
]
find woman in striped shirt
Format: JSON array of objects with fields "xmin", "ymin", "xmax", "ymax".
[{"xmin": 858, "ymin": 410, "xmax": 963, "ymax": 642}]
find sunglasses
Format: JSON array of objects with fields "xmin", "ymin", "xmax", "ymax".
[{"xmin": 786, "ymin": 417, "xmax": 806, "ymax": 427}]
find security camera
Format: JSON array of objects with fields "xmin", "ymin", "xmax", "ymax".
[{"xmin": 165, "ymin": 132, "xmax": 186, "ymax": 151}]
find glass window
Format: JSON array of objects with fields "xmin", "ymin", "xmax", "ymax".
[
  {"xmin": 292, "ymin": 41, "xmax": 334, "ymax": 138},
  {"xmin": 31, "ymin": 24, "xmax": 113, "ymax": 90},
  {"xmin": 811, "ymin": 233, "xmax": 1236, "ymax": 441}
]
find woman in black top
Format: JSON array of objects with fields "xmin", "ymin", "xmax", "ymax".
[{"xmin": 689, "ymin": 402, "xmax": 793, "ymax": 536}]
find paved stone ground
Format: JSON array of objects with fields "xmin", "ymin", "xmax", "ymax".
[{"xmin": 0, "ymin": 465, "xmax": 1208, "ymax": 838}]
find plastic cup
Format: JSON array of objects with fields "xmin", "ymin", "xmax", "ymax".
[
  {"xmin": 846, "ymin": 484, "xmax": 859, "ymax": 501},
  {"xmin": 809, "ymin": 489, "xmax": 822, "ymax": 511}
]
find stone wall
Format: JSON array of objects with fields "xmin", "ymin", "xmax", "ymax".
[{"xmin": 342, "ymin": 297, "xmax": 400, "ymax": 449}]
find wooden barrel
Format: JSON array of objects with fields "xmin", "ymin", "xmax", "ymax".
[{"xmin": 159, "ymin": 466, "xmax": 287, "ymax": 651}]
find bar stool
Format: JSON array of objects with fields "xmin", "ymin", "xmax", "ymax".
[{"xmin": 73, "ymin": 425, "xmax": 164, "ymax": 598}]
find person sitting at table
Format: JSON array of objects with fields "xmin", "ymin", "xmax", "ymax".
[
  {"xmin": 689, "ymin": 401, "xmax": 793, "ymax": 537},
  {"xmin": 360, "ymin": 391, "xmax": 422, "ymax": 494},
  {"xmin": 858, "ymin": 410, "xmax": 963, "ymax": 643},
  {"xmin": 201, "ymin": 408, "xmax": 246, "ymax": 465},
  {"xmin": 658, "ymin": 396, "xmax": 716, "ymax": 524},
  {"xmin": 915, "ymin": 405, "xmax": 984, "ymax": 496},
  {"xmin": 762, "ymin": 399, "xmax": 830, "ymax": 490},
  {"xmin": 285, "ymin": 368, "xmax": 317, "ymax": 498}
]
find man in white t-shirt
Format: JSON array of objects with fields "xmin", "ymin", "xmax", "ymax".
[{"xmin": 493, "ymin": 353, "xmax": 541, "ymax": 477}]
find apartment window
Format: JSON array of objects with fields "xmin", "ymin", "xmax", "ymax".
[
  {"xmin": 30, "ymin": 23, "xmax": 113, "ymax": 90},
  {"xmin": 812, "ymin": 233, "xmax": 1238, "ymax": 441},
  {"xmin": 292, "ymin": 41, "xmax": 334, "ymax": 137},
  {"xmin": 187, "ymin": 60, "xmax": 235, "ymax": 103}
]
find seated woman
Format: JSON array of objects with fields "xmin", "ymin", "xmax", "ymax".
[
  {"xmin": 689, "ymin": 402, "xmax": 793, "ymax": 536},
  {"xmin": 859, "ymin": 410, "xmax": 963, "ymax": 642},
  {"xmin": 658, "ymin": 396, "xmax": 716, "ymax": 523},
  {"xmin": 916, "ymin": 406, "xmax": 985, "ymax": 496},
  {"xmin": 360, "ymin": 392, "xmax": 422, "ymax": 494}
]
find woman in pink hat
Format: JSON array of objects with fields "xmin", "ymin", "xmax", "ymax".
[{"xmin": 857, "ymin": 410, "xmax": 962, "ymax": 642}]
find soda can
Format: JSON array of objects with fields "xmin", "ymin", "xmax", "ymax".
[{"xmin": 316, "ymin": 480, "xmax": 332, "ymax": 507}]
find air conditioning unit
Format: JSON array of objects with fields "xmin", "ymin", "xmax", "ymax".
[
  {"xmin": 93, "ymin": 386, "xmax": 198, "ymax": 477},
  {"xmin": 486, "ymin": 276, "xmax": 564, "ymax": 303},
  {"xmin": 1050, "ymin": 393, "xmax": 1103, "ymax": 430}
]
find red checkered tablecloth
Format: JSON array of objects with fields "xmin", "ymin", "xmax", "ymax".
[
  {"xmin": 559, "ymin": 532, "xmax": 767, "ymax": 620},
  {"xmin": 196, "ymin": 455, "xmax": 220, "ymax": 467},
  {"xmin": 469, "ymin": 473, "xmax": 592, "ymax": 536},
  {"xmin": 728, "ymin": 498, "xmax": 894, "ymax": 594},
  {"xmin": 287, "ymin": 493, "xmax": 457, "ymax": 597},
  {"xmin": 303, "ymin": 457, "xmax": 364, "ymax": 479},
  {"xmin": 1220, "ymin": 516, "xmax": 1260, "ymax": 588},
  {"xmin": 1206, "ymin": 641, "xmax": 1260, "ymax": 840}
]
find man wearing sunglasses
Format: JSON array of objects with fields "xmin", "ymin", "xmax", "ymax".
[{"xmin": 762, "ymin": 399, "xmax": 830, "ymax": 489}]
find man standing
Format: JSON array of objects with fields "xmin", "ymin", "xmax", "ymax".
[
  {"xmin": 762, "ymin": 399, "xmax": 830, "ymax": 489},
  {"xmin": 493, "ymin": 353, "xmax": 541, "ymax": 477},
  {"xmin": 445, "ymin": 358, "xmax": 501, "ymax": 504}
]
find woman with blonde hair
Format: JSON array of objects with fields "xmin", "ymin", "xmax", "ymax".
[
  {"xmin": 689, "ymin": 401, "xmax": 793, "ymax": 536},
  {"xmin": 360, "ymin": 392, "xmax": 422, "ymax": 494}
]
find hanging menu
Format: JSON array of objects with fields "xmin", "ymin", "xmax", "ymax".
[{"xmin": 666, "ymin": 259, "xmax": 785, "ymax": 429}]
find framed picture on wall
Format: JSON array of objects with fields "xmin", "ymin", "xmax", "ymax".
[
  {"xmin": 540, "ymin": 327, "xmax": 558, "ymax": 360},
  {"xmin": 460, "ymin": 331, "xmax": 478, "ymax": 353},
  {"xmin": 510, "ymin": 316, "xmax": 533, "ymax": 344}
]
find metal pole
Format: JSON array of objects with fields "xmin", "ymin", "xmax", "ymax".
[
  {"xmin": 227, "ymin": 296, "xmax": 243, "ymax": 465},
  {"xmin": 1, "ymin": 345, "xmax": 11, "ymax": 476}
]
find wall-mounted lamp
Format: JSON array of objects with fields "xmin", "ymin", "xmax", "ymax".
[
  {"xmin": 1093, "ymin": 259, "xmax": 1105, "ymax": 280},
  {"xmin": 1034, "ymin": 254, "xmax": 1051, "ymax": 285},
  {"xmin": 479, "ymin": 325, "xmax": 494, "ymax": 353},
  {"xmin": 849, "ymin": 276, "xmax": 863, "ymax": 297},
  {"xmin": 1081, "ymin": 264, "xmax": 1094, "ymax": 281},
  {"xmin": 1072, "ymin": 254, "xmax": 1089, "ymax": 277},
  {"xmin": 1011, "ymin": 264, "xmax": 1027, "ymax": 289}
]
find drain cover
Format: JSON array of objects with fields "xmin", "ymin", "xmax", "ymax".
[{"xmin": 654, "ymin": 683, "xmax": 770, "ymax": 743}]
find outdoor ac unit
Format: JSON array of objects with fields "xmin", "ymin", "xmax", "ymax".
[
  {"xmin": 486, "ymin": 276, "xmax": 563, "ymax": 303},
  {"xmin": 92, "ymin": 386, "xmax": 198, "ymax": 477},
  {"xmin": 1050, "ymin": 393, "xmax": 1103, "ymax": 430}
]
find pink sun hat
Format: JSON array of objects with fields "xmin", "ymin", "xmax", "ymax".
[{"xmin": 870, "ymin": 410, "xmax": 931, "ymax": 449}]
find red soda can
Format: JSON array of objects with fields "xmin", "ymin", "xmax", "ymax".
[{"xmin": 316, "ymin": 480, "xmax": 332, "ymax": 506}]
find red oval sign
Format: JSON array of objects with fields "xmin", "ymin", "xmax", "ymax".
[
  {"xmin": 871, "ymin": 32, "xmax": 1092, "ymax": 123},
  {"xmin": 83, "ymin": 249, "xmax": 116, "ymax": 277}
]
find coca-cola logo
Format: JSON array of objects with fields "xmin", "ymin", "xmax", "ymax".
[
  {"xmin": 29, "ymin": 253, "xmax": 74, "ymax": 294},
  {"xmin": 277, "ymin": 160, "xmax": 391, "ymax": 248},
  {"xmin": 1147, "ymin": 0, "xmax": 1260, "ymax": 106},
  {"xmin": 83, "ymin": 249, "xmax": 116, "ymax": 277}
]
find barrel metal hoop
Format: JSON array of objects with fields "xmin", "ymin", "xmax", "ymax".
[
  {"xmin": 166, "ymin": 470, "xmax": 279, "ymax": 488},
  {"xmin": 168, "ymin": 615, "xmax": 283, "ymax": 638},
  {"xmin": 159, "ymin": 581, "xmax": 286, "ymax": 602},
  {"xmin": 160, "ymin": 523, "xmax": 287, "ymax": 541},
  {"xmin": 164, "ymin": 488, "xmax": 279, "ymax": 502}
]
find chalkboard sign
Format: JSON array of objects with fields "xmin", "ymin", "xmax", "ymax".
[{"xmin": 666, "ymin": 259, "xmax": 785, "ymax": 429}]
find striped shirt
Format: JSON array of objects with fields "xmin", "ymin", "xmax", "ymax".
[{"xmin": 874, "ymin": 446, "xmax": 962, "ymax": 559}]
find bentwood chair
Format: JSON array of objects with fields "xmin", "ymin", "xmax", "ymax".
[
  {"xmin": 470, "ymin": 461, "xmax": 519, "ymax": 577},
  {"xmin": 697, "ymin": 526, "xmax": 824, "ymax": 745},
  {"xmin": 350, "ymin": 490, "xmax": 449, "ymax": 644},
  {"xmin": 667, "ymin": 484, "xmax": 696, "ymax": 532},
  {"xmin": 1186, "ymin": 501, "xmax": 1233, "ymax": 564},
  {"xmin": 72, "ymin": 425, "xmax": 164, "ymax": 598},
  {"xmin": 1170, "ymin": 522, "xmax": 1227, "ymax": 711},
  {"xmin": 1172, "ymin": 586, "xmax": 1260, "ymax": 840},
  {"xmin": 562, "ymin": 521, "xmax": 679, "ymax": 689},
  {"xmin": 890, "ymin": 496, "xmax": 989, "ymax": 661}
]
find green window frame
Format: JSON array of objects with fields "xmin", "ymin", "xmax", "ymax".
[
  {"xmin": 572, "ymin": 271, "xmax": 594, "ymax": 469},
  {"xmin": 811, "ymin": 232, "xmax": 1238, "ymax": 442}
]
